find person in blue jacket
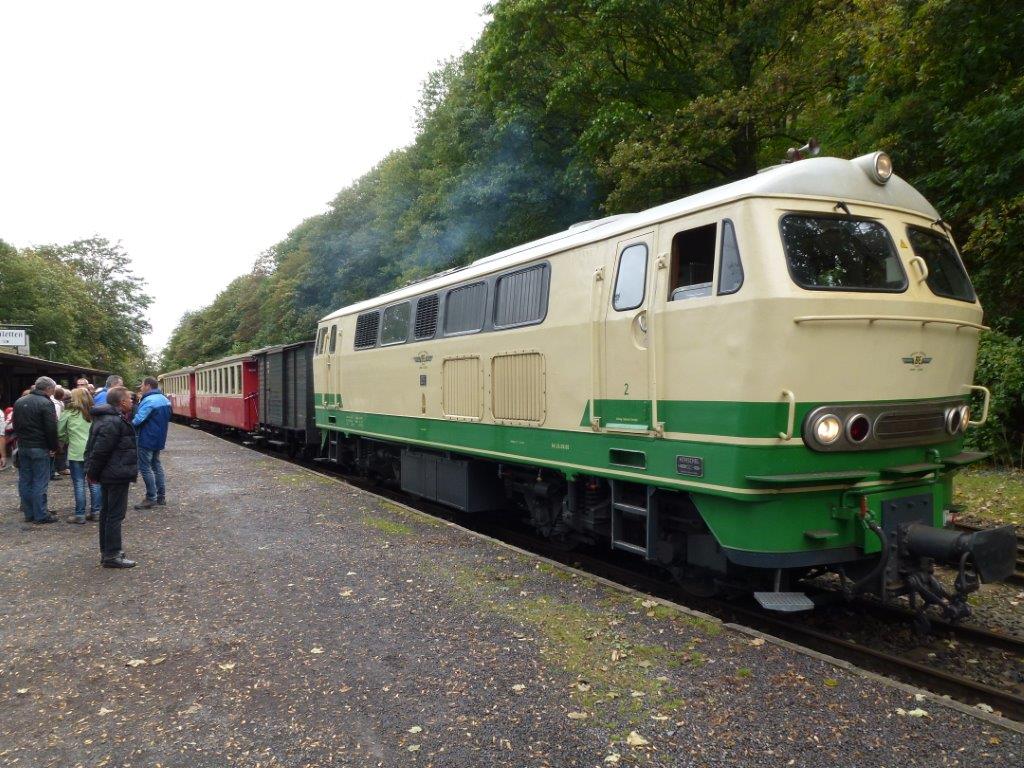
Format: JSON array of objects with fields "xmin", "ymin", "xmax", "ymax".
[
  {"xmin": 93, "ymin": 374, "xmax": 123, "ymax": 406},
  {"xmin": 132, "ymin": 376, "xmax": 172, "ymax": 509}
]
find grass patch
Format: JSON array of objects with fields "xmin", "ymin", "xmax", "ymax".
[
  {"xmin": 363, "ymin": 516, "xmax": 414, "ymax": 536},
  {"xmin": 954, "ymin": 468, "xmax": 1024, "ymax": 527}
]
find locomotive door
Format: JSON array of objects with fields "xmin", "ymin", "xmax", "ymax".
[
  {"xmin": 601, "ymin": 231, "xmax": 655, "ymax": 432},
  {"xmin": 326, "ymin": 321, "xmax": 342, "ymax": 407}
]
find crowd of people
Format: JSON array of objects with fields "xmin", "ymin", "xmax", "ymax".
[{"xmin": 1, "ymin": 374, "xmax": 172, "ymax": 569}]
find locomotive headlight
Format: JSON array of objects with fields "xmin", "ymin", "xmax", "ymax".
[
  {"xmin": 853, "ymin": 151, "xmax": 893, "ymax": 185},
  {"xmin": 813, "ymin": 414, "xmax": 842, "ymax": 445},
  {"xmin": 959, "ymin": 404, "xmax": 970, "ymax": 431}
]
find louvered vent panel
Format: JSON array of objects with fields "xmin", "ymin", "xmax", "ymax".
[
  {"xmin": 414, "ymin": 294, "xmax": 439, "ymax": 339},
  {"xmin": 492, "ymin": 352, "xmax": 545, "ymax": 424},
  {"xmin": 442, "ymin": 357, "xmax": 482, "ymax": 419},
  {"xmin": 354, "ymin": 311, "xmax": 380, "ymax": 349},
  {"xmin": 494, "ymin": 265, "xmax": 546, "ymax": 327}
]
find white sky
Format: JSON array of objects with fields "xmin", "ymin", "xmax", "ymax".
[{"xmin": 0, "ymin": 1, "xmax": 489, "ymax": 354}]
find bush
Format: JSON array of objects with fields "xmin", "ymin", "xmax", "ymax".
[{"xmin": 967, "ymin": 331, "xmax": 1024, "ymax": 467}]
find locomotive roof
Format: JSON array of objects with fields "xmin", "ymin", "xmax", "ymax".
[{"xmin": 321, "ymin": 154, "xmax": 940, "ymax": 322}]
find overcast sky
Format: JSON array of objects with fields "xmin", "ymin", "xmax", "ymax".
[{"xmin": 1, "ymin": 1, "xmax": 489, "ymax": 354}]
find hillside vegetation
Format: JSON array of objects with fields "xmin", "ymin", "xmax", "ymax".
[{"xmin": 161, "ymin": 0, "xmax": 1024, "ymax": 462}]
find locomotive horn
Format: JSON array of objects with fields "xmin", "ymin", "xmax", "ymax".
[{"xmin": 785, "ymin": 138, "xmax": 821, "ymax": 163}]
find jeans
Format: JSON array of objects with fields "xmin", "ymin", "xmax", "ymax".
[
  {"xmin": 17, "ymin": 446, "xmax": 51, "ymax": 522},
  {"xmin": 99, "ymin": 483, "xmax": 129, "ymax": 559},
  {"xmin": 68, "ymin": 460, "xmax": 101, "ymax": 520},
  {"xmin": 138, "ymin": 448, "xmax": 165, "ymax": 502}
]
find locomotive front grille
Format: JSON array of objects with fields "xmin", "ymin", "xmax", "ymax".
[{"xmin": 874, "ymin": 410, "xmax": 946, "ymax": 441}]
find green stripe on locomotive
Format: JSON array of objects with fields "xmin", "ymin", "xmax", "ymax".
[{"xmin": 315, "ymin": 397, "xmax": 963, "ymax": 558}]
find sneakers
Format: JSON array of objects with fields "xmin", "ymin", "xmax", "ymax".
[
  {"xmin": 65, "ymin": 516, "xmax": 86, "ymax": 525},
  {"xmin": 32, "ymin": 515, "xmax": 58, "ymax": 525},
  {"xmin": 134, "ymin": 499, "xmax": 157, "ymax": 510}
]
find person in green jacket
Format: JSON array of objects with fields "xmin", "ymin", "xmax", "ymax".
[{"xmin": 58, "ymin": 388, "xmax": 100, "ymax": 524}]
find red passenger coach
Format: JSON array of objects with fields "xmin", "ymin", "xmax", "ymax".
[
  {"xmin": 159, "ymin": 367, "xmax": 196, "ymax": 421},
  {"xmin": 194, "ymin": 353, "xmax": 259, "ymax": 431}
]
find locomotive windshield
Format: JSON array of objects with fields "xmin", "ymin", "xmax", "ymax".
[
  {"xmin": 780, "ymin": 214, "xmax": 906, "ymax": 292},
  {"xmin": 906, "ymin": 226, "xmax": 976, "ymax": 303}
]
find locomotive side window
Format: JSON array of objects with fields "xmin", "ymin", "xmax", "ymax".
[
  {"xmin": 668, "ymin": 223, "xmax": 716, "ymax": 301},
  {"xmin": 494, "ymin": 263, "xmax": 548, "ymax": 328},
  {"xmin": 413, "ymin": 294, "xmax": 439, "ymax": 340},
  {"xmin": 315, "ymin": 327, "xmax": 327, "ymax": 355},
  {"xmin": 718, "ymin": 220, "xmax": 744, "ymax": 295},
  {"xmin": 381, "ymin": 303, "xmax": 411, "ymax": 345},
  {"xmin": 354, "ymin": 311, "xmax": 380, "ymax": 349},
  {"xmin": 329, "ymin": 324, "xmax": 338, "ymax": 353},
  {"xmin": 613, "ymin": 243, "xmax": 648, "ymax": 311},
  {"xmin": 905, "ymin": 226, "xmax": 976, "ymax": 303},
  {"xmin": 444, "ymin": 282, "xmax": 487, "ymax": 335},
  {"xmin": 781, "ymin": 214, "xmax": 906, "ymax": 291}
]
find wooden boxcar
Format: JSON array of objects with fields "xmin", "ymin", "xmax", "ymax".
[
  {"xmin": 254, "ymin": 341, "xmax": 317, "ymax": 455},
  {"xmin": 194, "ymin": 352, "xmax": 259, "ymax": 431},
  {"xmin": 159, "ymin": 367, "xmax": 196, "ymax": 421}
]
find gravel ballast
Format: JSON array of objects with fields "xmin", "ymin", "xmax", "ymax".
[{"xmin": 1, "ymin": 424, "xmax": 1022, "ymax": 767}]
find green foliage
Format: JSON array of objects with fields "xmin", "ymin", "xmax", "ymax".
[
  {"xmin": 160, "ymin": 0, "xmax": 1024, "ymax": 458},
  {"xmin": 968, "ymin": 331, "xmax": 1024, "ymax": 465},
  {"xmin": 0, "ymin": 237, "xmax": 152, "ymax": 383}
]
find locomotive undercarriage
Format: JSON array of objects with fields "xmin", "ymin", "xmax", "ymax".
[{"xmin": 321, "ymin": 433, "xmax": 1016, "ymax": 626}]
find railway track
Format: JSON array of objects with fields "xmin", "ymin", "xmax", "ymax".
[
  {"xmin": 210, "ymin": 426, "xmax": 1024, "ymax": 722},
  {"xmin": 951, "ymin": 520, "xmax": 1024, "ymax": 587}
]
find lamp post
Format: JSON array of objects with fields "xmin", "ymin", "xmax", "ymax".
[{"xmin": 45, "ymin": 340, "xmax": 57, "ymax": 361}]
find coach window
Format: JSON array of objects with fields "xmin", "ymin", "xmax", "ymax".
[
  {"xmin": 668, "ymin": 222, "xmax": 716, "ymax": 301},
  {"xmin": 613, "ymin": 243, "xmax": 647, "ymax": 311},
  {"xmin": 237, "ymin": 364, "xmax": 242, "ymax": 393},
  {"xmin": 231, "ymin": 366, "xmax": 237, "ymax": 394},
  {"xmin": 381, "ymin": 302, "xmax": 411, "ymax": 345},
  {"xmin": 443, "ymin": 282, "xmax": 487, "ymax": 335}
]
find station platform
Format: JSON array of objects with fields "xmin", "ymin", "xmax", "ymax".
[{"xmin": 1, "ymin": 425, "xmax": 1021, "ymax": 767}]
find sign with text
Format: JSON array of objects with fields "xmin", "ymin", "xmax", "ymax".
[{"xmin": 0, "ymin": 329, "xmax": 27, "ymax": 347}]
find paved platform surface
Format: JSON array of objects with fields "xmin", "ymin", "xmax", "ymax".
[{"xmin": 1, "ymin": 425, "xmax": 1022, "ymax": 767}]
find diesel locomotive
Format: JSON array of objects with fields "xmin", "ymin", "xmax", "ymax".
[{"xmin": 164, "ymin": 152, "xmax": 1018, "ymax": 623}]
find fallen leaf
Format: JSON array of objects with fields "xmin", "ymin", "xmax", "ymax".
[
  {"xmin": 567, "ymin": 711, "xmax": 588, "ymax": 720},
  {"xmin": 626, "ymin": 731, "xmax": 649, "ymax": 747},
  {"xmin": 641, "ymin": 599, "xmax": 658, "ymax": 609},
  {"xmin": 310, "ymin": 647, "xmax": 324, "ymax": 655},
  {"xmin": 218, "ymin": 662, "xmax": 236, "ymax": 671},
  {"xmin": 651, "ymin": 714, "xmax": 669, "ymax": 721},
  {"xmin": 339, "ymin": 590, "xmax": 353, "ymax": 597},
  {"xmin": 346, "ymin": 571, "xmax": 356, "ymax": 576},
  {"xmin": 98, "ymin": 707, "xmax": 114, "ymax": 715},
  {"xmin": 895, "ymin": 707, "xmax": 929, "ymax": 718},
  {"xmin": 604, "ymin": 753, "xmax": 621, "ymax": 764},
  {"xmin": 511, "ymin": 684, "xmax": 526, "ymax": 693},
  {"xmin": 749, "ymin": 638, "xmax": 765, "ymax": 647},
  {"xmin": 145, "ymin": 637, "xmax": 159, "ymax": 643},
  {"xmin": 976, "ymin": 703, "xmax": 994, "ymax": 713},
  {"xmin": 576, "ymin": 682, "xmax": 591, "ymax": 692},
  {"xmin": 408, "ymin": 726, "xmax": 422, "ymax": 734},
  {"xmin": 630, "ymin": 690, "xmax": 645, "ymax": 698},
  {"xmin": 407, "ymin": 744, "xmax": 420, "ymax": 752},
  {"xmin": 151, "ymin": 657, "xmax": 167, "ymax": 666},
  {"xmin": 125, "ymin": 659, "xmax": 147, "ymax": 668},
  {"xmin": 823, "ymin": 678, "xmax": 839, "ymax": 688},
  {"xmin": 16, "ymin": 688, "xmax": 28, "ymax": 695},
  {"xmin": 637, "ymin": 660, "xmax": 652, "ymax": 669},
  {"xmin": 610, "ymin": 649, "xmax": 622, "ymax": 662}
]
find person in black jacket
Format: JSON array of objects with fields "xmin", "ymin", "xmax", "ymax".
[
  {"xmin": 85, "ymin": 387, "xmax": 138, "ymax": 568},
  {"xmin": 14, "ymin": 376, "xmax": 59, "ymax": 524}
]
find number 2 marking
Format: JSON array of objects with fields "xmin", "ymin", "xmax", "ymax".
[{"xmin": 624, "ymin": 382, "xmax": 629, "ymax": 396}]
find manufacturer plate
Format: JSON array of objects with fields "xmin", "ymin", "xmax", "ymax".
[{"xmin": 676, "ymin": 455, "xmax": 703, "ymax": 477}]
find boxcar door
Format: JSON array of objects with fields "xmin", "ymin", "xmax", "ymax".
[{"xmin": 601, "ymin": 232, "xmax": 655, "ymax": 432}]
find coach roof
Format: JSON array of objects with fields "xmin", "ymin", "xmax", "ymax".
[{"xmin": 321, "ymin": 154, "xmax": 940, "ymax": 322}]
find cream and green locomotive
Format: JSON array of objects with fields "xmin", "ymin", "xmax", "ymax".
[{"xmin": 313, "ymin": 152, "xmax": 1017, "ymax": 619}]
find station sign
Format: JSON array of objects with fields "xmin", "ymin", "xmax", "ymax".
[{"xmin": 0, "ymin": 329, "xmax": 27, "ymax": 347}]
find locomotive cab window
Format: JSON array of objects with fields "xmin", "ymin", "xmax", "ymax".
[
  {"xmin": 381, "ymin": 303, "xmax": 411, "ymax": 345},
  {"xmin": 613, "ymin": 243, "xmax": 648, "ymax": 311},
  {"xmin": 668, "ymin": 223, "xmax": 716, "ymax": 300},
  {"xmin": 329, "ymin": 323, "xmax": 338, "ymax": 353},
  {"xmin": 781, "ymin": 214, "xmax": 906, "ymax": 292},
  {"xmin": 315, "ymin": 327, "xmax": 327, "ymax": 355},
  {"xmin": 906, "ymin": 226, "xmax": 976, "ymax": 302}
]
